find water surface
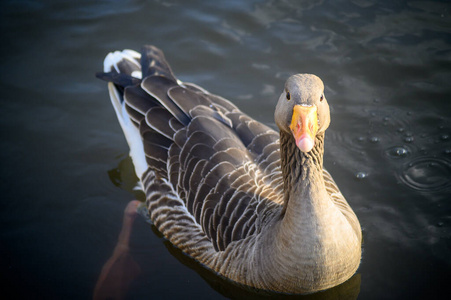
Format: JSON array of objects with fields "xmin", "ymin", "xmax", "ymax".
[{"xmin": 1, "ymin": 0, "xmax": 450, "ymax": 299}]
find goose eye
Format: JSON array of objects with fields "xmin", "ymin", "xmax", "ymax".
[
  {"xmin": 286, "ymin": 91, "xmax": 291, "ymax": 101},
  {"xmin": 320, "ymin": 94, "xmax": 324, "ymax": 102}
]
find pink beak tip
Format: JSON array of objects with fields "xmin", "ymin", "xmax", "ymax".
[{"xmin": 296, "ymin": 135, "xmax": 314, "ymax": 152}]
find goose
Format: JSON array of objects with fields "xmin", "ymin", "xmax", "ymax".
[{"xmin": 96, "ymin": 45, "xmax": 362, "ymax": 294}]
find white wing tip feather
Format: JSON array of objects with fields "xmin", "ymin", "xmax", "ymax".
[
  {"xmin": 103, "ymin": 49, "xmax": 142, "ymax": 73},
  {"xmin": 104, "ymin": 49, "xmax": 147, "ymax": 180},
  {"xmin": 107, "ymin": 82, "xmax": 147, "ymax": 181},
  {"xmin": 131, "ymin": 70, "xmax": 142, "ymax": 79}
]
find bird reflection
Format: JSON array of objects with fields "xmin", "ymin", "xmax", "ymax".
[{"xmin": 93, "ymin": 200, "xmax": 141, "ymax": 300}]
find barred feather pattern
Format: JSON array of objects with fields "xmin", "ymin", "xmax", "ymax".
[
  {"xmin": 97, "ymin": 45, "xmax": 361, "ymax": 293},
  {"xmin": 97, "ymin": 45, "xmax": 284, "ymax": 251}
]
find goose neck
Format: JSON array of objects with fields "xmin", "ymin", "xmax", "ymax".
[{"xmin": 280, "ymin": 131, "xmax": 325, "ymax": 212}]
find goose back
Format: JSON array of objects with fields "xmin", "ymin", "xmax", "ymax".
[{"xmin": 97, "ymin": 45, "xmax": 284, "ymax": 252}]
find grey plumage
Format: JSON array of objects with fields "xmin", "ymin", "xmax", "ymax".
[{"xmin": 97, "ymin": 45, "xmax": 361, "ymax": 294}]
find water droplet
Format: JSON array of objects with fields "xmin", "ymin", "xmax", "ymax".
[
  {"xmin": 404, "ymin": 136, "xmax": 414, "ymax": 143},
  {"xmin": 396, "ymin": 148, "xmax": 408, "ymax": 156},
  {"xmin": 436, "ymin": 222, "xmax": 444, "ymax": 227},
  {"xmin": 385, "ymin": 146, "xmax": 410, "ymax": 159},
  {"xmin": 383, "ymin": 116, "xmax": 390, "ymax": 121},
  {"xmin": 440, "ymin": 134, "xmax": 449, "ymax": 141},
  {"xmin": 373, "ymin": 98, "xmax": 379, "ymax": 103},
  {"xmin": 407, "ymin": 111, "xmax": 413, "ymax": 116},
  {"xmin": 445, "ymin": 149, "xmax": 451, "ymax": 155},
  {"xmin": 357, "ymin": 136, "xmax": 365, "ymax": 142},
  {"xmin": 355, "ymin": 172, "xmax": 368, "ymax": 179},
  {"xmin": 370, "ymin": 136, "xmax": 380, "ymax": 143},
  {"xmin": 397, "ymin": 127, "xmax": 405, "ymax": 133}
]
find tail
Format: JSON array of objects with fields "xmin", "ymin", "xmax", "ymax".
[
  {"xmin": 97, "ymin": 45, "xmax": 238, "ymax": 184},
  {"xmin": 96, "ymin": 45, "xmax": 195, "ymax": 181},
  {"xmin": 96, "ymin": 48, "xmax": 148, "ymax": 179}
]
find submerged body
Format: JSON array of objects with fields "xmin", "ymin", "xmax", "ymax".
[{"xmin": 97, "ymin": 45, "xmax": 361, "ymax": 294}]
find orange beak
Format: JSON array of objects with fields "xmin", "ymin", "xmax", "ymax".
[{"xmin": 289, "ymin": 105, "xmax": 318, "ymax": 152}]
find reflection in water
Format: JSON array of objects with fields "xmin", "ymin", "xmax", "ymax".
[
  {"xmin": 108, "ymin": 155, "xmax": 146, "ymax": 201},
  {"xmin": 94, "ymin": 200, "xmax": 142, "ymax": 300}
]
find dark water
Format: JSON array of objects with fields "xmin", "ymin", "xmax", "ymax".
[{"xmin": 1, "ymin": 0, "xmax": 450, "ymax": 299}]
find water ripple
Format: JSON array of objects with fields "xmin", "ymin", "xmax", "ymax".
[{"xmin": 398, "ymin": 157, "xmax": 451, "ymax": 192}]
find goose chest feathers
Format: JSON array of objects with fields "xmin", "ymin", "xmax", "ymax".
[{"xmin": 97, "ymin": 45, "xmax": 362, "ymax": 294}]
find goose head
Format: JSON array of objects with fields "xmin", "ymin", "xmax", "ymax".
[{"xmin": 275, "ymin": 74, "xmax": 330, "ymax": 152}]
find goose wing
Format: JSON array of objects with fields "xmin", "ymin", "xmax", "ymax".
[
  {"xmin": 323, "ymin": 169, "xmax": 362, "ymax": 239},
  {"xmin": 97, "ymin": 45, "xmax": 284, "ymax": 251}
]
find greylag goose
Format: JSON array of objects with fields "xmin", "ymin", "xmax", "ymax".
[{"xmin": 96, "ymin": 45, "xmax": 362, "ymax": 294}]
